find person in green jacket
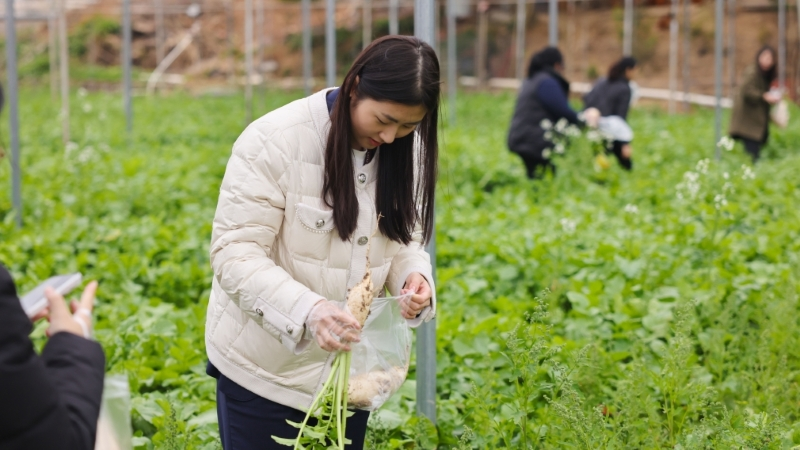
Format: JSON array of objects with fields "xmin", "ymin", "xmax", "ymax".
[{"xmin": 728, "ymin": 46, "xmax": 781, "ymax": 162}]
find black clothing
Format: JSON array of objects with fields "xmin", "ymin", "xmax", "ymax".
[
  {"xmin": 609, "ymin": 141, "xmax": 633, "ymax": 171},
  {"xmin": 583, "ymin": 78, "xmax": 632, "ymax": 120},
  {"xmin": 507, "ymin": 70, "xmax": 581, "ymax": 179},
  {"xmin": 208, "ymin": 363, "xmax": 370, "ymax": 449},
  {"xmin": 0, "ymin": 265, "xmax": 105, "ymax": 450}
]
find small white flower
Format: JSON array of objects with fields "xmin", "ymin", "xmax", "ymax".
[
  {"xmin": 717, "ymin": 136, "xmax": 735, "ymax": 151},
  {"xmin": 695, "ymin": 159, "xmax": 710, "ymax": 175},
  {"xmin": 741, "ymin": 164, "xmax": 756, "ymax": 180},
  {"xmin": 559, "ymin": 218, "xmax": 577, "ymax": 234},
  {"xmin": 565, "ymin": 125, "xmax": 581, "ymax": 137},
  {"xmin": 624, "ymin": 204, "xmax": 639, "ymax": 214},
  {"xmin": 586, "ymin": 130, "xmax": 601, "ymax": 142},
  {"xmin": 659, "ymin": 130, "xmax": 670, "ymax": 139},
  {"xmin": 544, "ymin": 131, "xmax": 554, "ymax": 141},
  {"xmin": 723, "ymin": 172, "xmax": 729, "ymax": 179},
  {"xmin": 542, "ymin": 149, "xmax": 552, "ymax": 159},
  {"xmin": 540, "ymin": 119, "xmax": 553, "ymax": 130},
  {"xmin": 82, "ymin": 103, "xmax": 93, "ymax": 113},
  {"xmin": 723, "ymin": 181, "xmax": 734, "ymax": 193},
  {"xmin": 77, "ymin": 87, "xmax": 88, "ymax": 97},
  {"xmin": 714, "ymin": 194, "xmax": 728, "ymax": 210},
  {"xmin": 78, "ymin": 147, "xmax": 94, "ymax": 163},
  {"xmin": 555, "ymin": 118, "xmax": 568, "ymax": 132},
  {"xmin": 554, "ymin": 143, "xmax": 565, "ymax": 154},
  {"xmin": 65, "ymin": 141, "xmax": 79, "ymax": 155}
]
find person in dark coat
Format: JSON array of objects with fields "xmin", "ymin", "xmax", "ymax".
[
  {"xmin": 584, "ymin": 57, "xmax": 637, "ymax": 170},
  {"xmin": 0, "ymin": 265, "xmax": 104, "ymax": 450},
  {"xmin": 729, "ymin": 46, "xmax": 781, "ymax": 162},
  {"xmin": 507, "ymin": 47, "xmax": 598, "ymax": 179}
]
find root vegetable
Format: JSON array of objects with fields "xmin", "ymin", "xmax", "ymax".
[{"xmin": 274, "ymin": 216, "xmax": 381, "ymax": 450}]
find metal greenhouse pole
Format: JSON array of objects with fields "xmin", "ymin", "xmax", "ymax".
[
  {"xmin": 59, "ymin": 0, "xmax": 70, "ymax": 143},
  {"xmin": 326, "ymin": 0, "xmax": 336, "ymax": 87},
  {"xmin": 727, "ymin": 0, "xmax": 736, "ymax": 94},
  {"xmin": 515, "ymin": 0, "xmax": 526, "ymax": 80},
  {"xmin": 389, "ymin": 0, "xmax": 399, "ymax": 34},
  {"xmin": 414, "ymin": 0, "xmax": 437, "ymax": 425},
  {"xmin": 245, "ymin": 0, "xmax": 254, "ymax": 123},
  {"xmin": 778, "ymin": 0, "xmax": 786, "ymax": 90},
  {"xmin": 5, "ymin": 0, "xmax": 22, "ymax": 227},
  {"xmin": 714, "ymin": 0, "xmax": 723, "ymax": 159},
  {"xmin": 682, "ymin": 0, "xmax": 691, "ymax": 111},
  {"xmin": 49, "ymin": 0, "xmax": 58, "ymax": 100},
  {"xmin": 549, "ymin": 0, "xmax": 558, "ymax": 45},
  {"xmin": 668, "ymin": 0, "xmax": 678, "ymax": 113},
  {"xmin": 302, "ymin": 0, "xmax": 312, "ymax": 95},
  {"xmin": 122, "ymin": 0, "xmax": 133, "ymax": 132},
  {"xmin": 363, "ymin": 0, "xmax": 372, "ymax": 48},
  {"xmin": 623, "ymin": 0, "xmax": 633, "ymax": 56},
  {"xmin": 447, "ymin": 0, "xmax": 457, "ymax": 124}
]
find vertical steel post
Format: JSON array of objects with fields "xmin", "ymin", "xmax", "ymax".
[
  {"xmin": 476, "ymin": 1, "xmax": 488, "ymax": 87},
  {"xmin": 363, "ymin": 0, "xmax": 372, "ymax": 48},
  {"xmin": 447, "ymin": 0, "xmax": 457, "ymax": 124},
  {"xmin": 714, "ymin": 0, "xmax": 723, "ymax": 159},
  {"xmin": 245, "ymin": 0, "xmax": 254, "ymax": 123},
  {"xmin": 389, "ymin": 0, "xmax": 399, "ymax": 34},
  {"xmin": 49, "ymin": 0, "xmax": 58, "ymax": 100},
  {"xmin": 302, "ymin": 0, "xmax": 312, "ymax": 95},
  {"xmin": 515, "ymin": 0, "xmax": 526, "ymax": 80},
  {"xmin": 415, "ymin": 0, "xmax": 437, "ymax": 425},
  {"xmin": 727, "ymin": 0, "xmax": 735, "ymax": 94},
  {"xmin": 668, "ymin": 0, "xmax": 678, "ymax": 113},
  {"xmin": 682, "ymin": 0, "xmax": 690, "ymax": 111},
  {"xmin": 122, "ymin": 0, "xmax": 133, "ymax": 133},
  {"xmin": 549, "ymin": 0, "xmax": 558, "ymax": 46},
  {"xmin": 154, "ymin": 0, "xmax": 165, "ymax": 64},
  {"xmin": 59, "ymin": 0, "xmax": 69, "ymax": 143},
  {"xmin": 623, "ymin": 0, "xmax": 633, "ymax": 56},
  {"xmin": 778, "ymin": 0, "xmax": 786, "ymax": 90},
  {"xmin": 6, "ymin": 0, "xmax": 21, "ymax": 228},
  {"xmin": 326, "ymin": 0, "xmax": 336, "ymax": 86}
]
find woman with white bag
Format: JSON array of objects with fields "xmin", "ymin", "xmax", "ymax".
[{"xmin": 729, "ymin": 46, "xmax": 782, "ymax": 162}]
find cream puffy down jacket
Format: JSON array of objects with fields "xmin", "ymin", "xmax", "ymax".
[{"xmin": 205, "ymin": 88, "xmax": 436, "ymax": 410}]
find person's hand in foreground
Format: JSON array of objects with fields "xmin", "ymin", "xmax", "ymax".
[
  {"xmin": 401, "ymin": 272, "xmax": 432, "ymax": 320},
  {"xmin": 43, "ymin": 281, "xmax": 98, "ymax": 338},
  {"xmin": 306, "ymin": 300, "xmax": 362, "ymax": 352}
]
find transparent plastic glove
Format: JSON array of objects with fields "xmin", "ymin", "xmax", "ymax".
[
  {"xmin": 305, "ymin": 300, "xmax": 362, "ymax": 352},
  {"xmin": 583, "ymin": 107, "xmax": 601, "ymax": 128}
]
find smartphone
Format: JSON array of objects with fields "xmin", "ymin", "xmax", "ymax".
[{"xmin": 20, "ymin": 273, "xmax": 83, "ymax": 319}]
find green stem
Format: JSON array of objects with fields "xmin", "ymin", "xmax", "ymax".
[{"xmin": 294, "ymin": 356, "xmax": 341, "ymax": 450}]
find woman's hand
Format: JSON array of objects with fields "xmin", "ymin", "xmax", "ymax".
[
  {"xmin": 763, "ymin": 91, "xmax": 781, "ymax": 105},
  {"xmin": 44, "ymin": 281, "xmax": 98, "ymax": 339},
  {"xmin": 401, "ymin": 273, "xmax": 432, "ymax": 320},
  {"xmin": 305, "ymin": 300, "xmax": 361, "ymax": 352},
  {"xmin": 621, "ymin": 143, "xmax": 633, "ymax": 159},
  {"xmin": 583, "ymin": 107, "xmax": 601, "ymax": 128}
]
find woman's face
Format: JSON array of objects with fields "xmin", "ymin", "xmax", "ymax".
[
  {"xmin": 758, "ymin": 50, "xmax": 775, "ymax": 72},
  {"xmin": 625, "ymin": 66, "xmax": 637, "ymax": 80},
  {"xmin": 349, "ymin": 96, "xmax": 427, "ymax": 150}
]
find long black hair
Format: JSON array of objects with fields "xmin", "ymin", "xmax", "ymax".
[
  {"xmin": 527, "ymin": 47, "xmax": 563, "ymax": 78},
  {"xmin": 608, "ymin": 57, "xmax": 637, "ymax": 82},
  {"xmin": 322, "ymin": 35, "xmax": 440, "ymax": 245},
  {"xmin": 756, "ymin": 45, "xmax": 777, "ymax": 83}
]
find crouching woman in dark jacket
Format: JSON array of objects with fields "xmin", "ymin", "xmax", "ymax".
[
  {"xmin": 584, "ymin": 57, "xmax": 637, "ymax": 170},
  {"xmin": 0, "ymin": 265, "xmax": 104, "ymax": 450},
  {"xmin": 507, "ymin": 47, "xmax": 598, "ymax": 179}
]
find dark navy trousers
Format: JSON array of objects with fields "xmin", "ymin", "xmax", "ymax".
[{"xmin": 208, "ymin": 363, "xmax": 370, "ymax": 450}]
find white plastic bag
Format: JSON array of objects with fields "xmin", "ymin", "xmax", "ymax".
[
  {"xmin": 347, "ymin": 294, "xmax": 412, "ymax": 411},
  {"xmin": 598, "ymin": 115, "xmax": 634, "ymax": 142},
  {"xmin": 771, "ymin": 100, "xmax": 789, "ymax": 128},
  {"xmin": 94, "ymin": 375, "xmax": 133, "ymax": 450}
]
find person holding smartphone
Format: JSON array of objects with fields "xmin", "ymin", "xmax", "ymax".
[
  {"xmin": 205, "ymin": 35, "xmax": 438, "ymax": 449},
  {"xmin": 0, "ymin": 265, "xmax": 104, "ymax": 450}
]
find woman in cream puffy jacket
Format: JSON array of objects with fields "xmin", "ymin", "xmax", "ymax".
[{"xmin": 205, "ymin": 36, "xmax": 440, "ymax": 449}]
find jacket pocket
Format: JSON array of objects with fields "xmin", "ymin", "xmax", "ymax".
[{"xmin": 292, "ymin": 203, "xmax": 335, "ymax": 260}]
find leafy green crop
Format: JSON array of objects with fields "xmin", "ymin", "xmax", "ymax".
[{"xmin": 2, "ymin": 88, "xmax": 799, "ymax": 449}]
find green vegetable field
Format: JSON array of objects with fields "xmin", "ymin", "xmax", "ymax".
[{"xmin": 1, "ymin": 89, "xmax": 800, "ymax": 449}]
